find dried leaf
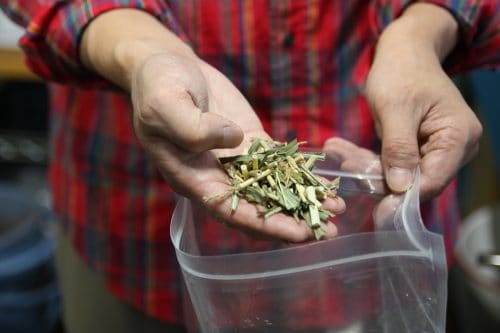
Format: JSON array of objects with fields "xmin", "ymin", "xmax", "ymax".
[{"xmin": 209, "ymin": 138, "xmax": 341, "ymax": 240}]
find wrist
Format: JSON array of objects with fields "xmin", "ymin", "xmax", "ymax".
[
  {"xmin": 113, "ymin": 38, "xmax": 196, "ymax": 89},
  {"xmin": 80, "ymin": 8, "xmax": 196, "ymax": 90},
  {"xmin": 376, "ymin": 3, "xmax": 458, "ymax": 63}
]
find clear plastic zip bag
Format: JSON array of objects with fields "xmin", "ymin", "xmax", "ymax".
[{"xmin": 171, "ymin": 144, "xmax": 447, "ymax": 333}]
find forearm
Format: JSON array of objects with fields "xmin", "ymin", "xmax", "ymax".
[
  {"xmin": 375, "ymin": 3, "xmax": 458, "ymax": 65},
  {"xmin": 80, "ymin": 8, "xmax": 195, "ymax": 90}
]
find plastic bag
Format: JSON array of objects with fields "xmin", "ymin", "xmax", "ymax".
[{"xmin": 170, "ymin": 147, "xmax": 447, "ymax": 333}]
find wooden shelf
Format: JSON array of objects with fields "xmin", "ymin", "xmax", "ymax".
[{"xmin": 0, "ymin": 48, "xmax": 39, "ymax": 81}]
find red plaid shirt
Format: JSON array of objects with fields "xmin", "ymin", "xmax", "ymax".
[{"xmin": 1, "ymin": 0, "xmax": 498, "ymax": 325}]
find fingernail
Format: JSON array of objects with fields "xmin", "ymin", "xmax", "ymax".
[{"xmin": 387, "ymin": 167, "xmax": 414, "ymax": 192}]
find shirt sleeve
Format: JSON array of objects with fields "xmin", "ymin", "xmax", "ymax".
[
  {"xmin": 0, "ymin": 0, "xmax": 187, "ymax": 85},
  {"xmin": 371, "ymin": 0, "xmax": 500, "ymax": 74}
]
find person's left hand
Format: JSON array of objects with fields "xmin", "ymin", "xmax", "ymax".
[{"xmin": 364, "ymin": 3, "xmax": 483, "ymax": 201}]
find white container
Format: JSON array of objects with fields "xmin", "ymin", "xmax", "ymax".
[{"xmin": 455, "ymin": 205, "xmax": 500, "ymax": 321}]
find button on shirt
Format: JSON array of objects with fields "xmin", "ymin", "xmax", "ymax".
[{"xmin": 1, "ymin": 0, "xmax": 498, "ymax": 325}]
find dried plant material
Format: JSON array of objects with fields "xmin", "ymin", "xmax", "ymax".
[{"xmin": 206, "ymin": 138, "xmax": 340, "ymax": 240}]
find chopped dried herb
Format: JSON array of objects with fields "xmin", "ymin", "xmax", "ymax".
[{"xmin": 206, "ymin": 138, "xmax": 340, "ymax": 240}]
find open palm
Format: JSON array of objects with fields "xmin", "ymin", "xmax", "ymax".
[{"xmin": 131, "ymin": 54, "xmax": 343, "ymax": 241}]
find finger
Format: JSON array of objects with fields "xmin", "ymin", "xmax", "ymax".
[
  {"xmin": 210, "ymin": 196, "xmax": 339, "ymax": 242},
  {"xmin": 378, "ymin": 109, "xmax": 420, "ymax": 193},
  {"xmin": 312, "ymin": 174, "xmax": 346, "ymax": 214},
  {"xmin": 419, "ymin": 138, "xmax": 478, "ymax": 201},
  {"xmin": 323, "ymin": 137, "xmax": 380, "ymax": 174},
  {"xmin": 139, "ymin": 89, "xmax": 244, "ymax": 152},
  {"xmin": 323, "ymin": 137, "xmax": 385, "ymax": 195},
  {"xmin": 373, "ymin": 194, "xmax": 403, "ymax": 230},
  {"xmin": 322, "ymin": 196, "xmax": 346, "ymax": 215},
  {"xmin": 419, "ymin": 154, "xmax": 458, "ymax": 201},
  {"xmin": 418, "ymin": 108, "xmax": 481, "ymax": 200},
  {"xmin": 323, "ymin": 137, "xmax": 374, "ymax": 162}
]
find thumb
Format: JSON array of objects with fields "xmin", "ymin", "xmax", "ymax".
[
  {"xmin": 379, "ymin": 112, "xmax": 419, "ymax": 193},
  {"xmin": 191, "ymin": 111, "xmax": 244, "ymax": 152},
  {"xmin": 166, "ymin": 105, "xmax": 243, "ymax": 152},
  {"xmin": 138, "ymin": 91, "xmax": 244, "ymax": 153}
]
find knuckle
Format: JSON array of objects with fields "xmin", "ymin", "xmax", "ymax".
[
  {"xmin": 383, "ymin": 138, "xmax": 419, "ymax": 164},
  {"xmin": 148, "ymin": 87, "xmax": 188, "ymax": 110},
  {"xmin": 325, "ymin": 137, "xmax": 338, "ymax": 144},
  {"xmin": 136, "ymin": 104, "xmax": 159, "ymax": 129},
  {"xmin": 136, "ymin": 91, "xmax": 170, "ymax": 125},
  {"xmin": 468, "ymin": 142, "xmax": 480, "ymax": 161},
  {"xmin": 136, "ymin": 87, "xmax": 192, "ymax": 126},
  {"xmin": 325, "ymin": 137, "xmax": 344, "ymax": 146},
  {"xmin": 470, "ymin": 117, "xmax": 483, "ymax": 142},
  {"xmin": 138, "ymin": 104, "xmax": 158, "ymax": 124},
  {"xmin": 323, "ymin": 137, "xmax": 341, "ymax": 150},
  {"xmin": 192, "ymin": 92, "xmax": 209, "ymax": 110},
  {"xmin": 462, "ymin": 116, "xmax": 482, "ymax": 163},
  {"xmin": 436, "ymin": 119, "xmax": 479, "ymax": 151},
  {"xmin": 434, "ymin": 129, "xmax": 463, "ymax": 150}
]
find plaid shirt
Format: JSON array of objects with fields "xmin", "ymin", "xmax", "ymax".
[{"xmin": 1, "ymin": 0, "xmax": 498, "ymax": 326}]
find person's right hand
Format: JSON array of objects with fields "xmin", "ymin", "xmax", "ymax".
[
  {"xmin": 131, "ymin": 52, "xmax": 256, "ymax": 194},
  {"xmin": 130, "ymin": 53, "xmax": 344, "ymax": 241},
  {"xmin": 80, "ymin": 9, "xmax": 344, "ymax": 241}
]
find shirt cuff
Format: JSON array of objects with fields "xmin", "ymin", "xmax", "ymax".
[
  {"xmin": 370, "ymin": 0, "xmax": 500, "ymax": 73},
  {"xmin": 20, "ymin": 0, "xmax": 187, "ymax": 87},
  {"xmin": 421, "ymin": 0, "xmax": 500, "ymax": 72}
]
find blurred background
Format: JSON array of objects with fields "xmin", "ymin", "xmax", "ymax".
[
  {"xmin": 1, "ymin": 11, "xmax": 60, "ymax": 333},
  {"xmin": 0, "ymin": 10, "xmax": 499, "ymax": 333}
]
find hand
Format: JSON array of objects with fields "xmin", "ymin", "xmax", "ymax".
[
  {"xmin": 81, "ymin": 9, "xmax": 344, "ymax": 241},
  {"xmin": 365, "ymin": 3, "xmax": 482, "ymax": 200},
  {"xmin": 131, "ymin": 53, "xmax": 344, "ymax": 241},
  {"xmin": 322, "ymin": 137, "xmax": 386, "ymax": 196}
]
